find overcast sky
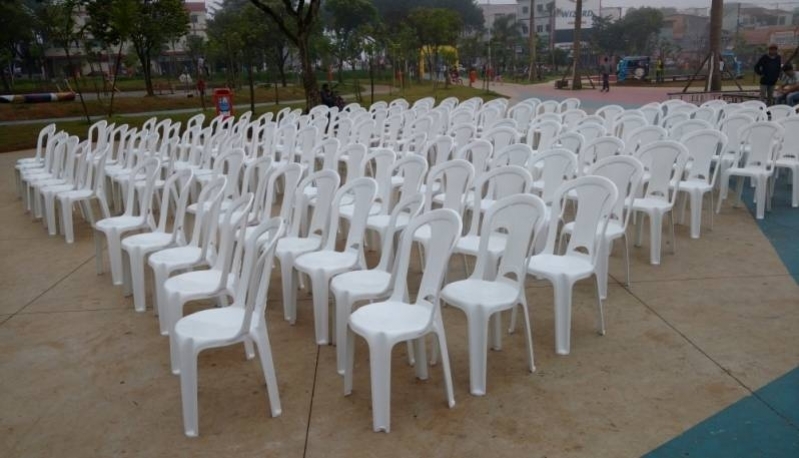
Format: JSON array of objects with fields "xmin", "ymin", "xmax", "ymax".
[{"xmin": 477, "ymin": 0, "xmax": 799, "ymax": 10}]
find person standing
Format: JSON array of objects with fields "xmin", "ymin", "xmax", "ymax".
[
  {"xmin": 600, "ymin": 57, "xmax": 612, "ymax": 92},
  {"xmin": 655, "ymin": 58, "xmax": 664, "ymax": 83},
  {"xmin": 755, "ymin": 44, "xmax": 782, "ymax": 105}
]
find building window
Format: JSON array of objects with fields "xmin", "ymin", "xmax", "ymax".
[
  {"xmin": 191, "ymin": 14, "xmax": 198, "ymax": 23},
  {"xmin": 779, "ymin": 17, "xmax": 786, "ymax": 25},
  {"xmin": 522, "ymin": 25, "xmax": 529, "ymax": 34},
  {"xmin": 545, "ymin": 24, "xmax": 551, "ymax": 32},
  {"xmin": 537, "ymin": 25, "xmax": 543, "ymax": 32},
  {"xmin": 537, "ymin": 4, "xmax": 544, "ymax": 12},
  {"xmin": 522, "ymin": 6, "xmax": 529, "ymax": 14}
]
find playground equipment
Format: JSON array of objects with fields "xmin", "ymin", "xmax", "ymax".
[{"xmin": 0, "ymin": 92, "xmax": 76, "ymax": 103}]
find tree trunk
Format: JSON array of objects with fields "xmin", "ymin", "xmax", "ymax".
[
  {"xmin": 138, "ymin": 46, "xmax": 155, "ymax": 96},
  {"xmin": 369, "ymin": 56, "xmax": 375, "ymax": 105},
  {"xmin": 297, "ymin": 38, "xmax": 320, "ymax": 110},
  {"xmin": 247, "ymin": 61, "xmax": 256, "ymax": 114},
  {"xmin": 571, "ymin": 0, "xmax": 583, "ymax": 90},
  {"xmin": 528, "ymin": 1, "xmax": 537, "ymax": 82},
  {"xmin": 709, "ymin": 0, "xmax": 723, "ymax": 91},
  {"xmin": 338, "ymin": 59, "xmax": 344, "ymax": 83},
  {"xmin": 64, "ymin": 47, "xmax": 91, "ymax": 124},
  {"xmin": 108, "ymin": 42, "xmax": 125, "ymax": 117}
]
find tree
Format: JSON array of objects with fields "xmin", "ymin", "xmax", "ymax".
[
  {"xmin": 324, "ymin": 0, "xmax": 378, "ymax": 83},
  {"xmin": 128, "ymin": 0, "xmax": 189, "ymax": 96},
  {"xmin": 621, "ymin": 8, "xmax": 664, "ymax": 56},
  {"xmin": 572, "ymin": 0, "xmax": 583, "ymax": 90},
  {"xmin": 0, "ymin": 0, "xmax": 36, "ymax": 92},
  {"xmin": 491, "ymin": 14, "xmax": 523, "ymax": 77},
  {"xmin": 39, "ymin": 0, "xmax": 91, "ymax": 122},
  {"xmin": 407, "ymin": 7, "xmax": 462, "ymax": 88},
  {"xmin": 249, "ymin": 0, "xmax": 323, "ymax": 110},
  {"xmin": 85, "ymin": 0, "xmax": 137, "ymax": 115},
  {"xmin": 373, "ymin": 0, "xmax": 483, "ymax": 31}
]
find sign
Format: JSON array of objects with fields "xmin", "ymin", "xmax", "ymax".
[
  {"xmin": 554, "ymin": 0, "xmax": 600, "ymax": 30},
  {"xmin": 771, "ymin": 31, "xmax": 799, "ymax": 50}
]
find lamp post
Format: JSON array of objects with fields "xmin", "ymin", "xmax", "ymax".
[{"xmin": 486, "ymin": 0, "xmax": 492, "ymax": 93}]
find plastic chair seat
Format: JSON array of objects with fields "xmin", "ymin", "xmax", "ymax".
[
  {"xmin": 527, "ymin": 254, "xmax": 593, "ymax": 280},
  {"xmin": 276, "ymin": 236, "xmax": 322, "ymax": 257},
  {"xmin": 122, "ymin": 232, "xmax": 174, "ymax": 251},
  {"xmin": 95, "ymin": 215, "xmax": 144, "ymax": 231},
  {"xmin": 632, "ymin": 197, "xmax": 672, "ymax": 212},
  {"xmin": 349, "ymin": 301, "xmax": 431, "ymax": 338},
  {"xmin": 164, "ymin": 270, "xmax": 235, "ymax": 297},
  {"xmin": 441, "ymin": 279, "xmax": 518, "ymax": 309},
  {"xmin": 367, "ymin": 213, "xmax": 411, "ymax": 232},
  {"xmin": 57, "ymin": 189, "xmax": 93, "ymax": 200},
  {"xmin": 42, "ymin": 184, "xmax": 75, "ymax": 196},
  {"xmin": 331, "ymin": 270, "xmax": 392, "ymax": 297},
  {"xmin": 295, "ymin": 251, "xmax": 359, "ymax": 273},
  {"xmin": 174, "ymin": 307, "xmax": 246, "ymax": 342},
  {"xmin": 149, "ymin": 246, "xmax": 204, "ymax": 267}
]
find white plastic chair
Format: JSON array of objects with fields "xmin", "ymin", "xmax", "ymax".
[
  {"xmin": 774, "ymin": 117, "xmax": 799, "ymax": 207},
  {"xmin": 677, "ymin": 129, "xmax": 727, "ymax": 238},
  {"xmin": 277, "ymin": 170, "xmax": 341, "ymax": 324},
  {"xmin": 175, "ymin": 217, "xmax": 285, "ymax": 437},
  {"xmin": 526, "ymin": 176, "xmax": 619, "ymax": 355},
  {"xmin": 442, "ymin": 194, "xmax": 546, "ymax": 395},
  {"xmin": 15, "ymin": 123, "xmax": 56, "ymax": 196},
  {"xmin": 148, "ymin": 178, "xmax": 227, "ymax": 335},
  {"xmin": 578, "ymin": 137, "xmax": 625, "ymax": 174},
  {"xmin": 481, "ymin": 125, "xmax": 520, "ymax": 152},
  {"xmin": 331, "ymin": 194, "xmax": 425, "ymax": 374},
  {"xmin": 52, "ymin": 145, "xmax": 112, "ymax": 243},
  {"xmin": 553, "ymin": 131, "xmax": 585, "ymax": 155},
  {"xmin": 564, "ymin": 156, "xmax": 644, "ymax": 299},
  {"xmin": 121, "ymin": 168, "xmax": 194, "ymax": 312},
  {"xmin": 632, "ymin": 141, "xmax": 689, "ymax": 265},
  {"xmin": 538, "ymin": 100, "xmax": 560, "ymax": 115},
  {"xmin": 448, "ymin": 123, "xmax": 477, "ymax": 149},
  {"xmin": 294, "ymin": 177, "xmax": 378, "ymax": 345},
  {"xmin": 573, "ymin": 122, "xmax": 606, "ymax": 144},
  {"xmin": 716, "ymin": 121, "xmax": 784, "ymax": 219},
  {"xmin": 94, "ymin": 157, "xmax": 161, "ymax": 285},
  {"xmin": 344, "ymin": 209, "xmax": 462, "ymax": 433},
  {"xmin": 166, "ymin": 193, "xmax": 254, "ymax": 374},
  {"xmin": 526, "ymin": 119, "xmax": 561, "ymax": 152},
  {"xmin": 670, "ymin": 119, "xmax": 713, "ymax": 140},
  {"xmin": 596, "ymin": 105, "xmax": 625, "ymax": 131},
  {"xmin": 624, "ymin": 125, "xmax": 667, "ymax": 156},
  {"xmin": 561, "ymin": 108, "xmax": 587, "ymax": 130},
  {"xmin": 559, "ymin": 97, "xmax": 581, "ymax": 112}
]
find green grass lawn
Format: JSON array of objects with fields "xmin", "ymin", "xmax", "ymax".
[{"xmin": 0, "ymin": 82, "xmax": 501, "ymax": 154}]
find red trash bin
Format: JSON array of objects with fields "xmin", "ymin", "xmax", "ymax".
[{"xmin": 213, "ymin": 88, "xmax": 234, "ymax": 118}]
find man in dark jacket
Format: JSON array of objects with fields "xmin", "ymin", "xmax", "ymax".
[{"xmin": 755, "ymin": 44, "xmax": 782, "ymax": 105}]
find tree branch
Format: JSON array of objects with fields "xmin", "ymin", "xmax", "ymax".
[
  {"xmin": 249, "ymin": 0, "xmax": 299, "ymax": 45},
  {"xmin": 304, "ymin": 0, "xmax": 321, "ymax": 27}
]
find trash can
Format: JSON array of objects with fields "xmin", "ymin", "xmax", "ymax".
[{"xmin": 213, "ymin": 88, "xmax": 233, "ymax": 118}]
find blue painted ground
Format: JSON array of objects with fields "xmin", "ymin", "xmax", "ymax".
[{"xmin": 646, "ymin": 176, "xmax": 799, "ymax": 457}]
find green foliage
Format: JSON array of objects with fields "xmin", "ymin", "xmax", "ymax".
[
  {"xmin": 591, "ymin": 7, "xmax": 664, "ymax": 56},
  {"xmin": 0, "ymin": 0, "xmax": 37, "ymax": 90},
  {"xmin": 373, "ymin": 0, "xmax": 483, "ymax": 32}
]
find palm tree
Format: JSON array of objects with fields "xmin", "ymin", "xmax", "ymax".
[
  {"xmin": 572, "ymin": 0, "xmax": 583, "ymax": 90},
  {"xmin": 709, "ymin": 0, "xmax": 722, "ymax": 91},
  {"xmin": 491, "ymin": 14, "xmax": 523, "ymax": 77}
]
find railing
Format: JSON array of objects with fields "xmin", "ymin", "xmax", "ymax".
[{"xmin": 666, "ymin": 90, "xmax": 759, "ymax": 104}]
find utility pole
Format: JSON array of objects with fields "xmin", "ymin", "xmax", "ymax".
[
  {"xmin": 487, "ymin": 0, "xmax": 493, "ymax": 93},
  {"xmin": 709, "ymin": 0, "xmax": 723, "ymax": 91},
  {"xmin": 572, "ymin": 0, "xmax": 583, "ymax": 89}
]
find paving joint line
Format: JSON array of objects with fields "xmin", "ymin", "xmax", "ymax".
[
  {"xmin": 302, "ymin": 345, "xmax": 321, "ymax": 458},
  {"xmin": 2, "ymin": 255, "xmax": 94, "ymax": 325},
  {"xmin": 623, "ymin": 286, "xmax": 799, "ymax": 433}
]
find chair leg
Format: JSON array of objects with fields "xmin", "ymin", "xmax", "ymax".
[
  {"xmin": 689, "ymin": 191, "xmax": 703, "ymax": 239},
  {"xmin": 310, "ymin": 273, "xmax": 331, "ymax": 345},
  {"xmin": 434, "ymin": 316, "xmax": 456, "ymax": 409},
  {"xmin": 129, "ymin": 249, "xmax": 148, "ymax": 312},
  {"xmin": 367, "ymin": 337, "xmax": 393, "ymax": 433},
  {"xmin": 552, "ymin": 279, "xmax": 574, "ymax": 356},
  {"xmin": 648, "ymin": 212, "xmax": 663, "ymax": 265},
  {"xmin": 121, "ymin": 249, "xmax": 133, "ymax": 297},
  {"xmin": 466, "ymin": 309, "xmax": 490, "ymax": 396},
  {"xmin": 595, "ymin": 275, "xmax": 606, "ymax": 336},
  {"xmin": 519, "ymin": 297, "xmax": 536, "ymax": 373},
  {"xmin": 334, "ymin": 289, "xmax": 352, "ymax": 375},
  {"xmin": 622, "ymin": 233, "xmax": 631, "ymax": 288},
  {"xmin": 344, "ymin": 328, "xmax": 356, "ymax": 395},
  {"xmin": 152, "ymin": 264, "xmax": 170, "ymax": 335},
  {"xmin": 792, "ymin": 168, "xmax": 799, "ymax": 208},
  {"xmin": 596, "ymin": 237, "xmax": 609, "ymax": 300},
  {"xmin": 279, "ymin": 258, "xmax": 297, "ymax": 323},
  {"xmin": 106, "ymin": 231, "xmax": 125, "ymax": 286},
  {"xmin": 413, "ymin": 337, "xmax": 429, "ymax": 381},
  {"xmin": 64, "ymin": 199, "xmax": 77, "ymax": 244},
  {"xmin": 668, "ymin": 211, "xmax": 677, "ymax": 255},
  {"xmin": 178, "ymin": 340, "xmax": 199, "ymax": 437},
  {"xmin": 755, "ymin": 177, "xmax": 767, "ymax": 219},
  {"xmin": 253, "ymin": 324, "xmax": 282, "ymax": 417},
  {"xmin": 634, "ymin": 212, "xmax": 644, "ymax": 247}
]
